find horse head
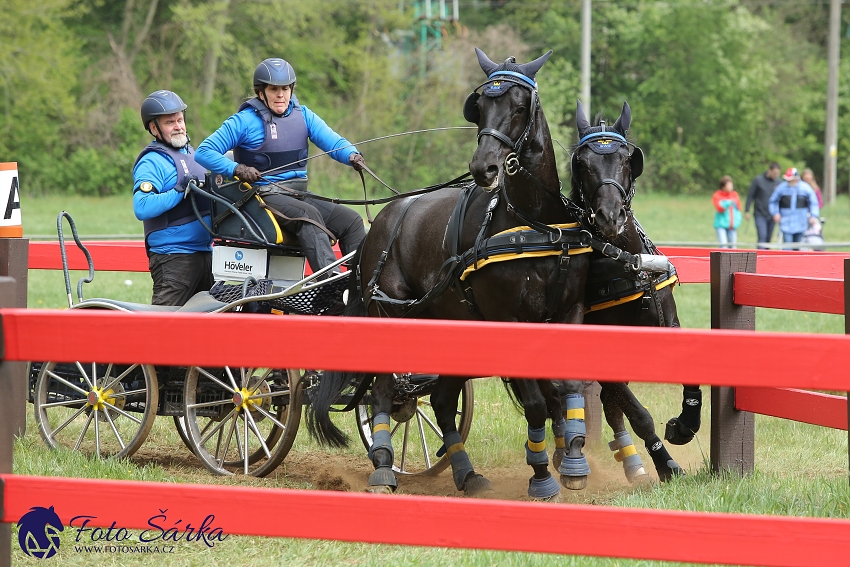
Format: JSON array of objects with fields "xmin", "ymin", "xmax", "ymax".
[
  {"xmin": 570, "ymin": 100, "xmax": 644, "ymax": 240},
  {"xmin": 465, "ymin": 48, "xmax": 556, "ymax": 192}
]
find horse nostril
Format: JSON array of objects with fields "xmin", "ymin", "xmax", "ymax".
[{"xmin": 486, "ymin": 165, "xmax": 498, "ymax": 178}]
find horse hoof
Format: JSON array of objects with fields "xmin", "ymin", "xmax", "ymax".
[
  {"xmin": 664, "ymin": 418, "xmax": 696, "ymax": 446},
  {"xmin": 657, "ymin": 460, "xmax": 686, "ymax": 483},
  {"xmin": 560, "ymin": 474, "xmax": 588, "ymax": 491},
  {"xmin": 528, "ymin": 474, "xmax": 561, "ymax": 500},
  {"xmin": 367, "ymin": 467, "xmax": 398, "ymax": 492},
  {"xmin": 463, "ymin": 474, "xmax": 495, "ymax": 498},
  {"xmin": 629, "ymin": 471, "xmax": 653, "ymax": 487},
  {"xmin": 365, "ymin": 485, "xmax": 394, "ymax": 494},
  {"xmin": 551, "ymin": 448, "xmax": 566, "ymax": 472}
]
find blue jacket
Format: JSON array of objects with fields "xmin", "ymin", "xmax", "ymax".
[
  {"xmin": 195, "ymin": 98, "xmax": 358, "ymax": 184},
  {"xmin": 768, "ymin": 180, "xmax": 819, "ymax": 235},
  {"xmin": 133, "ymin": 147, "xmax": 213, "ymax": 255}
]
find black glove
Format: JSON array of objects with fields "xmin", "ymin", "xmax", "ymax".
[
  {"xmin": 349, "ymin": 152, "xmax": 366, "ymax": 172},
  {"xmin": 176, "ymin": 175, "xmax": 199, "ymax": 194},
  {"xmin": 234, "ymin": 163, "xmax": 262, "ymax": 184}
]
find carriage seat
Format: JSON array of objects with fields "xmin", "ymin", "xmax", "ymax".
[{"xmin": 74, "ymin": 292, "xmax": 228, "ymax": 314}]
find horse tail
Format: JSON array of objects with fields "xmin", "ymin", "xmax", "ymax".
[
  {"xmin": 501, "ymin": 378, "xmax": 526, "ymax": 413},
  {"xmin": 306, "ymin": 244, "xmax": 369, "ymax": 447}
]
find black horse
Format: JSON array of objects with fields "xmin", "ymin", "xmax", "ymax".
[
  {"xmin": 563, "ymin": 100, "xmax": 695, "ymax": 482},
  {"xmin": 307, "ymin": 48, "xmax": 595, "ymax": 500}
]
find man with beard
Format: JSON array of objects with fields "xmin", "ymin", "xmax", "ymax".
[{"xmin": 133, "ymin": 90, "xmax": 213, "ymax": 306}]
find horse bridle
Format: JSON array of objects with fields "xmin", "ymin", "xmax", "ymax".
[
  {"xmin": 570, "ymin": 130, "xmax": 643, "ymax": 224},
  {"xmin": 464, "ymin": 72, "xmax": 540, "ymax": 178}
]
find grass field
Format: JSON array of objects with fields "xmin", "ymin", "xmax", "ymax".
[{"xmin": 11, "ymin": 191, "xmax": 850, "ymax": 566}]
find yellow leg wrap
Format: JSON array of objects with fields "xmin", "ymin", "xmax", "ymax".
[
  {"xmin": 373, "ymin": 423, "xmax": 391, "ymax": 433},
  {"xmin": 446, "ymin": 442, "xmax": 465, "ymax": 457},
  {"xmin": 566, "ymin": 408, "xmax": 585, "ymax": 420},
  {"xmin": 554, "ymin": 436, "xmax": 566, "ymax": 449},
  {"xmin": 614, "ymin": 444, "xmax": 637, "ymax": 463},
  {"xmin": 527, "ymin": 439, "xmax": 546, "ymax": 452}
]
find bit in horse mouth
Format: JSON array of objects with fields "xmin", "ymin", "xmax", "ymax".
[{"xmin": 485, "ymin": 171, "xmax": 500, "ymax": 191}]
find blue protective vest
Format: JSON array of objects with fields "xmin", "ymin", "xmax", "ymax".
[
  {"xmin": 233, "ymin": 98, "xmax": 309, "ymax": 174},
  {"xmin": 134, "ymin": 142, "xmax": 211, "ymax": 238}
]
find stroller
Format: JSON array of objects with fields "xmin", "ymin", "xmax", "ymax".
[{"xmin": 800, "ymin": 217, "xmax": 826, "ymax": 251}]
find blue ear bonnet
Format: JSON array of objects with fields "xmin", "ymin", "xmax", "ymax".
[{"xmin": 577, "ymin": 131, "xmax": 628, "ymax": 155}]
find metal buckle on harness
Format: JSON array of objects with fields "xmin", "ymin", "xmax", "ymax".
[
  {"xmin": 549, "ymin": 226, "xmax": 563, "ymax": 244},
  {"xmin": 601, "ymin": 242, "xmax": 621, "ymax": 260},
  {"xmin": 505, "ymin": 153, "xmax": 520, "ymax": 176}
]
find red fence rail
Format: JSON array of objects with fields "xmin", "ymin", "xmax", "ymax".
[{"xmin": 3, "ymin": 307, "xmax": 850, "ymax": 566}]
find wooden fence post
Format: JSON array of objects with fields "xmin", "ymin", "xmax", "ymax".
[
  {"xmin": 845, "ymin": 258, "xmax": 850, "ymax": 485},
  {"xmin": 0, "ymin": 277, "xmax": 17, "ymax": 567},
  {"xmin": 710, "ymin": 251, "xmax": 755, "ymax": 476},
  {"xmin": 0, "ymin": 239, "xmax": 27, "ymax": 437}
]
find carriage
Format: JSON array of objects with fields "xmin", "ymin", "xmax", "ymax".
[{"xmin": 27, "ymin": 177, "xmax": 474, "ymax": 478}]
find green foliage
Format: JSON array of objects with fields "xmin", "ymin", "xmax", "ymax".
[{"xmin": 2, "ymin": 0, "xmax": 846, "ymax": 197}]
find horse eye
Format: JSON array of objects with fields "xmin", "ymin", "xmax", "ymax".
[{"xmin": 515, "ymin": 106, "xmax": 526, "ymax": 115}]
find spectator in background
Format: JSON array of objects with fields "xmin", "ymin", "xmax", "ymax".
[
  {"xmin": 769, "ymin": 167, "xmax": 820, "ymax": 248},
  {"xmin": 713, "ymin": 175, "xmax": 742, "ymax": 249},
  {"xmin": 745, "ymin": 162, "xmax": 781, "ymax": 249},
  {"xmin": 801, "ymin": 168, "xmax": 823, "ymax": 209}
]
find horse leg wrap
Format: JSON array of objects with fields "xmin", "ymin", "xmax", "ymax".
[
  {"xmin": 551, "ymin": 418, "xmax": 567, "ymax": 470},
  {"xmin": 444, "ymin": 431, "xmax": 475, "ymax": 491},
  {"xmin": 558, "ymin": 394, "xmax": 590, "ymax": 480},
  {"xmin": 528, "ymin": 473, "xmax": 561, "ymax": 499},
  {"xmin": 608, "ymin": 431, "xmax": 647, "ymax": 483},
  {"xmin": 664, "ymin": 387, "xmax": 702, "ymax": 446},
  {"xmin": 368, "ymin": 413, "xmax": 394, "ymax": 462},
  {"xmin": 646, "ymin": 435, "xmax": 685, "ymax": 482},
  {"xmin": 526, "ymin": 426, "xmax": 549, "ymax": 466}
]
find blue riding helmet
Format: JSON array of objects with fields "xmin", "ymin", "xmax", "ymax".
[
  {"xmin": 253, "ymin": 58, "xmax": 297, "ymax": 88},
  {"xmin": 141, "ymin": 90, "xmax": 188, "ymax": 133}
]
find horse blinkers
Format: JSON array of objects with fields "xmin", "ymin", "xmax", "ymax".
[
  {"xmin": 630, "ymin": 146, "xmax": 644, "ymax": 179},
  {"xmin": 463, "ymin": 92, "xmax": 481, "ymax": 124}
]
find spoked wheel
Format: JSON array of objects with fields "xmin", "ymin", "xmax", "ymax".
[
  {"xmin": 356, "ymin": 378, "xmax": 474, "ymax": 475},
  {"xmin": 183, "ymin": 366, "xmax": 303, "ymax": 476},
  {"xmin": 33, "ymin": 362, "xmax": 158, "ymax": 459},
  {"xmin": 173, "ymin": 415, "xmax": 196, "ymax": 455}
]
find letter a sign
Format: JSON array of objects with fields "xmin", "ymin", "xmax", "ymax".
[{"xmin": 0, "ymin": 163, "xmax": 22, "ymax": 237}]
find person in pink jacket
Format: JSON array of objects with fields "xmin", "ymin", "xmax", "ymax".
[{"xmin": 713, "ymin": 175, "xmax": 743, "ymax": 249}]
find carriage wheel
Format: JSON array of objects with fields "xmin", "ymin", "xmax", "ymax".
[
  {"xmin": 173, "ymin": 415, "xmax": 196, "ymax": 456},
  {"xmin": 34, "ymin": 362, "xmax": 158, "ymax": 460},
  {"xmin": 355, "ymin": 379, "xmax": 474, "ymax": 476},
  {"xmin": 183, "ymin": 366, "xmax": 302, "ymax": 477}
]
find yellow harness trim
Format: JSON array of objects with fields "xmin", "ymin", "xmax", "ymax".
[
  {"xmin": 255, "ymin": 195, "xmax": 285, "ymax": 244},
  {"xmin": 614, "ymin": 444, "xmax": 637, "ymax": 463},
  {"xmin": 566, "ymin": 408, "xmax": 585, "ymax": 421},
  {"xmin": 457, "ymin": 223, "xmax": 588, "ymax": 282},
  {"xmin": 554, "ymin": 437, "xmax": 566, "ymax": 449},
  {"xmin": 527, "ymin": 439, "xmax": 546, "ymax": 452},
  {"xmin": 585, "ymin": 274, "xmax": 679, "ymax": 314},
  {"xmin": 446, "ymin": 442, "xmax": 465, "ymax": 457},
  {"xmin": 459, "ymin": 246, "xmax": 593, "ymax": 282},
  {"xmin": 373, "ymin": 423, "xmax": 391, "ymax": 433}
]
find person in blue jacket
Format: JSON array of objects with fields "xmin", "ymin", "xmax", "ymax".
[
  {"xmin": 195, "ymin": 58, "xmax": 367, "ymax": 274},
  {"xmin": 768, "ymin": 167, "xmax": 820, "ymax": 248},
  {"xmin": 133, "ymin": 90, "xmax": 213, "ymax": 306}
]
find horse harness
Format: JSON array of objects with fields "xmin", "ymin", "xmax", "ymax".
[{"xmin": 361, "ymin": 68, "xmax": 658, "ymax": 321}]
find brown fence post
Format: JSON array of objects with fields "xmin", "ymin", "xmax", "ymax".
[
  {"xmin": 710, "ymin": 251, "xmax": 756, "ymax": 477},
  {"xmin": 0, "ymin": 239, "xmax": 27, "ymax": 437},
  {"xmin": 0, "ymin": 276, "xmax": 17, "ymax": 567},
  {"xmin": 845, "ymin": 258, "xmax": 850, "ymax": 485}
]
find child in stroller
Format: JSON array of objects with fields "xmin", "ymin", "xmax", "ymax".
[{"xmin": 800, "ymin": 217, "xmax": 826, "ymax": 251}]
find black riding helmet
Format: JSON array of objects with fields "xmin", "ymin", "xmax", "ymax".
[
  {"xmin": 253, "ymin": 58, "xmax": 297, "ymax": 89},
  {"xmin": 140, "ymin": 90, "xmax": 187, "ymax": 141}
]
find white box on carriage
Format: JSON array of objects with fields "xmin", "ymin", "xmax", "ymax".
[{"xmin": 212, "ymin": 244, "xmax": 306, "ymax": 283}]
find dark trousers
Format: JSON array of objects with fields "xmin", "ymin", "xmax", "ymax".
[
  {"xmin": 148, "ymin": 251, "xmax": 213, "ymax": 306},
  {"xmin": 754, "ymin": 215, "xmax": 775, "ymax": 249},
  {"xmin": 259, "ymin": 183, "xmax": 366, "ymax": 272}
]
